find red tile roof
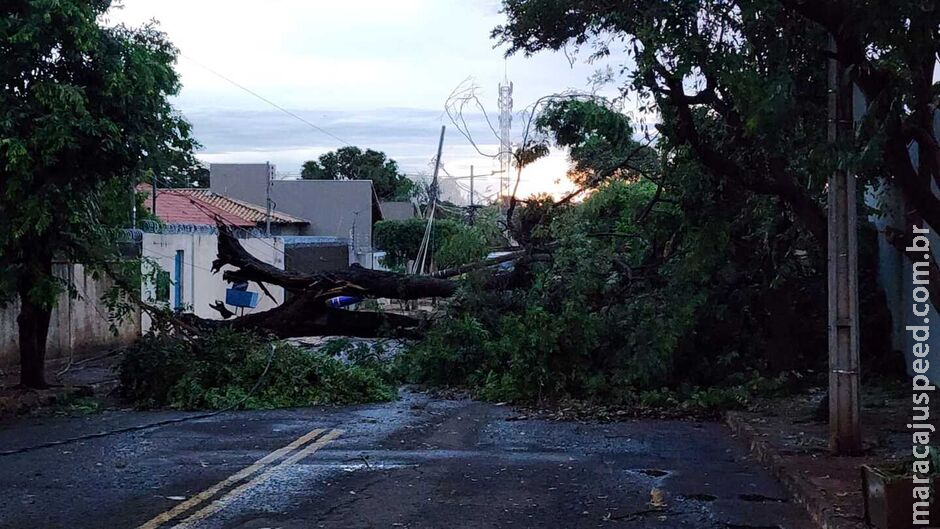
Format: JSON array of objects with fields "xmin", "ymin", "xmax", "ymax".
[{"xmin": 137, "ymin": 185, "xmax": 308, "ymax": 227}]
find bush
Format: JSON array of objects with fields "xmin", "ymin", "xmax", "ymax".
[
  {"xmin": 374, "ymin": 214, "xmax": 506, "ymax": 271},
  {"xmin": 119, "ymin": 329, "xmax": 396, "ymax": 410},
  {"xmin": 434, "ymin": 227, "xmax": 489, "ymax": 270},
  {"xmin": 373, "ymin": 218, "xmax": 463, "ymax": 269}
]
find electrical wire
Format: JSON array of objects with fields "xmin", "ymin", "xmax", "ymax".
[
  {"xmin": 0, "ymin": 343, "xmax": 279, "ymax": 458},
  {"xmin": 142, "ymin": 247, "xmax": 217, "ymax": 274},
  {"xmin": 180, "ymin": 53, "xmax": 352, "ymax": 147}
]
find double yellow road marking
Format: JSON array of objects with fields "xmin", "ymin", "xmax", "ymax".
[{"xmin": 138, "ymin": 427, "xmax": 343, "ymax": 529}]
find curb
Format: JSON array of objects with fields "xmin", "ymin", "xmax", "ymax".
[{"xmin": 725, "ymin": 412, "xmax": 864, "ymax": 529}]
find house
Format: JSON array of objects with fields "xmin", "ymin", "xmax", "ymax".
[
  {"xmin": 208, "ymin": 163, "xmax": 385, "ymax": 269},
  {"xmin": 136, "ymin": 185, "xmax": 293, "ymax": 329}
]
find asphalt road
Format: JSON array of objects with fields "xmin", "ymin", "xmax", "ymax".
[{"xmin": 0, "ymin": 390, "xmax": 812, "ymax": 528}]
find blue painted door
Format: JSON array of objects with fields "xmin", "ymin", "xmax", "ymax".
[{"xmin": 174, "ymin": 250, "xmax": 184, "ymax": 310}]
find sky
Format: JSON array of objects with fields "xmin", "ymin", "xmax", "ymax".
[{"xmin": 107, "ymin": 0, "xmax": 629, "ymax": 202}]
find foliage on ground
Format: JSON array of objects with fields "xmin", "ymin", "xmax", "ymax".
[
  {"xmin": 119, "ymin": 329, "xmax": 396, "ymax": 410},
  {"xmin": 51, "ymin": 394, "xmax": 104, "ymax": 417},
  {"xmin": 398, "ymin": 96, "xmax": 895, "ymax": 408},
  {"xmin": 398, "ymin": 177, "xmax": 831, "ymax": 405}
]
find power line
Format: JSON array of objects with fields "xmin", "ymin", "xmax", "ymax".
[
  {"xmin": 180, "ymin": 53, "xmax": 353, "ymax": 147},
  {"xmin": 142, "ymin": 247, "xmax": 217, "ymax": 274}
]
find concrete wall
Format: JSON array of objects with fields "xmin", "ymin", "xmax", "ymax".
[
  {"xmin": 380, "ymin": 201, "xmax": 417, "ymax": 221},
  {"xmin": 285, "ymin": 244, "xmax": 349, "ymax": 273},
  {"xmin": 210, "ymin": 163, "xmax": 376, "ymax": 267},
  {"xmin": 0, "ymin": 263, "xmax": 140, "ymax": 368},
  {"xmin": 141, "ymin": 231, "xmax": 285, "ymax": 330}
]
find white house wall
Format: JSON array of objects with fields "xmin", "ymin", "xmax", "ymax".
[{"xmin": 141, "ymin": 232, "xmax": 285, "ymax": 331}]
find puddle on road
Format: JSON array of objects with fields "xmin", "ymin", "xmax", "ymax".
[
  {"xmin": 633, "ymin": 468, "xmax": 670, "ymax": 478},
  {"xmin": 680, "ymin": 493, "xmax": 718, "ymax": 502},
  {"xmin": 335, "ymin": 461, "xmax": 414, "ymax": 473},
  {"xmin": 737, "ymin": 493, "xmax": 788, "ymax": 503}
]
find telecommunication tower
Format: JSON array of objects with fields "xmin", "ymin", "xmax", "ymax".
[{"xmin": 498, "ymin": 80, "xmax": 513, "ymax": 205}]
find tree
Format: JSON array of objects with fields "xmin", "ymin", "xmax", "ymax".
[
  {"xmin": 301, "ymin": 146, "xmax": 416, "ymax": 200},
  {"xmin": 496, "ymin": 1, "xmax": 827, "ymax": 243},
  {"xmin": 383, "ymin": 0, "xmax": 904, "ymax": 402},
  {"xmin": 0, "ymin": 0, "xmax": 197, "ymax": 387},
  {"xmin": 494, "ymin": 0, "xmax": 940, "ymax": 300},
  {"xmin": 536, "ymin": 99, "xmax": 659, "ymax": 188},
  {"xmin": 373, "ymin": 218, "xmax": 463, "ymax": 270}
]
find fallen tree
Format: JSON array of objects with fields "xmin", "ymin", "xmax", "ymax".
[{"xmin": 194, "ymin": 226, "xmax": 461, "ymax": 339}]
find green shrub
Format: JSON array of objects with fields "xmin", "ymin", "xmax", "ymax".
[
  {"xmin": 373, "ymin": 218, "xmax": 462, "ymax": 269},
  {"xmin": 434, "ymin": 227, "xmax": 489, "ymax": 270},
  {"xmin": 119, "ymin": 329, "xmax": 396, "ymax": 410}
]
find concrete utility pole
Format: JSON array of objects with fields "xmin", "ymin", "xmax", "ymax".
[
  {"xmin": 826, "ymin": 35, "xmax": 862, "ymax": 455},
  {"xmin": 151, "ymin": 172, "xmax": 157, "ymax": 216},
  {"xmin": 265, "ymin": 161, "xmax": 273, "ymax": 237},
  {"xmin": 468, "ymin": 165, "xmax": 476, "ymax": 226},
  {"xmin": 415, "ymin": 126, "xmax": 446, "ymax": 275},
  {"xmin": 431, "ymin": 125, "xmax": 445, "ymax": 203}
]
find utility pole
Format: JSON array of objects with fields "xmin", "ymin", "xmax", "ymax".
[
  {"xmin": 468, "ymin": 165, "xmax": 475, "ymax": 226},
  {"xmin": 431, "ymin": 125, "xmax": 444, "ymax": 201},
  {"xmin": 151, "ymin": 172, "xmax": 157, "ymax": 217},
  {"xmin": 415, "ymin": 126, "xmax": 446, "ymax": 275},
  {"xmin": 265, "ymin": 161, "xmax": 273, "ymax": 237},
  {"xmin": 827, "ymin": 34, "xmax": 862, "ymax": 455},
  {"xmin": 130, "ymin": 183, "xmax": 137, "ymax": 229}
]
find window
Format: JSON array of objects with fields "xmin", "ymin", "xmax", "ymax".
[{"xmin": 155, "ymin": 270, "xmax": 171, "ymax": 303}]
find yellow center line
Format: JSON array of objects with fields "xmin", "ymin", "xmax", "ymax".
[
  {"xmin": 137, "ymin": 428, "xmax": 327, "ymax": 529},
  {"xmin": 170, "ymin": 428, "xmax": 344, "ymax": 529}
]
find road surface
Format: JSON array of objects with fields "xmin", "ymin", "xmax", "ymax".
[{"xmin": 0, "ymin": 390, "xmax": 812, "ymax": 528}]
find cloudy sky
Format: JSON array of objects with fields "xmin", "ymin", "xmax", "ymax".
[{"xmin": 108, "ymin": 0, "xmax": 628, "ymax": 201}]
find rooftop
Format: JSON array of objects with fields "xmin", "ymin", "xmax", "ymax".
[{"xmin": 138, "ymin": 185, "xmax": 308, "ymax": 227}]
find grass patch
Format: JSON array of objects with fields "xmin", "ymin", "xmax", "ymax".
[{"xmin": 52, "ymin": 394, "xmax": 103, "ymax": 416}]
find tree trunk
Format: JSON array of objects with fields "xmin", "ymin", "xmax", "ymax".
[
  {"xmin": 186, "ymin": 226, "xmax": 460, "ymax": 339},
  {"xmin": 17, "ymin": 256, "xmax": 54, "ymax": 389}
]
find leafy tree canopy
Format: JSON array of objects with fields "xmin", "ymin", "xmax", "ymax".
[
  {"xmin": 535, "ymin": 98, "xmax": 659, "ymax": 187},
  {"xmin": 0, "ymin": 0, "xmax": 198, "ymax": 387},
  {"xmin": 494, "ymin": 0, "xmax": 940, "ymax": 253},
  {"xmin": 301, "ymin": 146, "xmax": 416, "ymax": 201},
  {"xmin": 373, "ymin": 218, "xmax": 464, "ymax": 271}
]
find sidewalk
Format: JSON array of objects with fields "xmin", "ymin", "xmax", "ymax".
[
  {"xmin": 726, "ymin": 384, "xmax": 916, "ymax": 529},
  {"xmin": 0, "ymin": 352, "xmax": 121, "ymax": 417}
]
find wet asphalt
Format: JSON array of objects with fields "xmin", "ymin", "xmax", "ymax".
[{"xmin": 0, "ymin": 390, "xmax": 813, "ymax": 529}]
